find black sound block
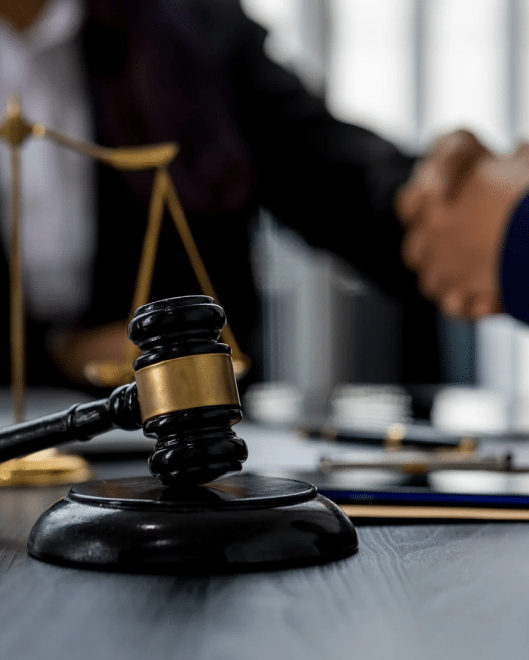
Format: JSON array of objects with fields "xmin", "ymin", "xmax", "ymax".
[{"xmin": 28, "ymin": 474, "xmax": 358, "ymax": 573}]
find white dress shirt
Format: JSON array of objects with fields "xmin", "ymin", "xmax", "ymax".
[{"xmin": 0, "ymin": 0, "xmax": 96, "ymax": 321}]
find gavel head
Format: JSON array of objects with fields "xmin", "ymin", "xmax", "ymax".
[{"xmin": 128, "ymin": 295, "xmax": 248, "ymax": 487}]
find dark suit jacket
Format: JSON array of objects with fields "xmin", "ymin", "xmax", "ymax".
[
  {"xmin": 8, "ymin": 0, "xmax": 441, "ymax": 386},
  {"xmin": 501, "ymin": 191, "xmax": 529, "ymax": 324}
]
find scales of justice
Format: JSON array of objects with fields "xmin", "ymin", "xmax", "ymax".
[{"xmin": 0, "ymin": 97, "xmax": 357, "ymax": 572}]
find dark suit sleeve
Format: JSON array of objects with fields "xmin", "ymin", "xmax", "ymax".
[
  {"xmin": 500, "ymin": 190, "xmax": 529, "ymax": 324},
  {"xmin": 228, "ymin": 8, "xmax": 416, "ymax": 296},
  {"xmin": 213, "ymin": 3, "xmax": 442, "ymax": 383}
]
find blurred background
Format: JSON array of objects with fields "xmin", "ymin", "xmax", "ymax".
[{"xmin": 242, "ymin": 0, "xmax": 529, "ymax": 431}]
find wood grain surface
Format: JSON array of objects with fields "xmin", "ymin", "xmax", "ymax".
[
  {"xmin": 0, "ymin": 415, "xmax": 528, "ymax": 660},
  {"xmin": 1, "ymin": 468, "xmax": 529, "ymax": 660}
]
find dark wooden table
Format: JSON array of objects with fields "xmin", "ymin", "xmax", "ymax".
[{"xmin": 1, "ymin": 420, "xmax": 529, "ymax": 660}]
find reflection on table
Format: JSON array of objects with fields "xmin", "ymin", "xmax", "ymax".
[{"xmin": 0, "ymin": 388, "xmax": 528, "ymax": 660}]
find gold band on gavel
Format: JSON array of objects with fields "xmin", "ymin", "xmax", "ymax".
[{"xmin": 135, "ymin": 353, "xmax": 240, "ymax": 422}]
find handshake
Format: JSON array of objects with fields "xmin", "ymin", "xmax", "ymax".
[{"xmin": 397, "ymin": 130, "xmax": 529, "ymax": 322}]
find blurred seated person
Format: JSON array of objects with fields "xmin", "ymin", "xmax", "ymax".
[
  {"xmin": 0, "ymin": 0, "xmax": 443, "ymax": 391},
  {"xmin": 398, "ymin": 130, "xmax": 529, "ymax": 325}
]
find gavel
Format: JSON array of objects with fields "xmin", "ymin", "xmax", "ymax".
[
  {"xmin": 0, "ymin": 295, "xmax": 248, "ymax": 486},
  {"xmin": 6, "ymin": 294, "xmax": 358, "ymax": 572}
]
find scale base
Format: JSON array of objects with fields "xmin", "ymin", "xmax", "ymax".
[
  {"xmin": 0, "ymin": 450, "xmax": 92, "ymax": 487},
  {"xmin": 28, "ymin": 474, "xmax": 358, "ymax": 573}
]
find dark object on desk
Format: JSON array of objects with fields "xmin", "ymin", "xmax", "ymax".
[
  {"xmin": 299, "ymin": 424, "xmax": 476, "ymax": 451},
  {"xmin": 28, "ymin": 475, "xmax": 356, "ymax": 573},
  {"xmin": 0, "ymin": 295, "xmax": 358, "ymax": 571}
]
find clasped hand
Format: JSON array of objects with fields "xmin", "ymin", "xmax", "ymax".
[{"xmin": 397, "ymin": 130, "xmax": 529, "ymax": 320}]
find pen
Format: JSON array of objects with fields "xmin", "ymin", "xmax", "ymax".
[
  {"xmin": 297, "ymin": 423, "xmax": 478, "ymax": 451},
  {"xmin": 319, "ymin": 450, "xmax": 512, "ymax": 474}
]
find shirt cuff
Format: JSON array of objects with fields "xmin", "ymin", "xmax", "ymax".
[{"xmin": 500, "ymin": 189, "xmax": 529, "ymax": 324}]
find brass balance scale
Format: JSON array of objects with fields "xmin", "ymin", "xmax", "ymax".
[{"xmin": 0, "ymin": 96, "xmax": 250, "ymax": 486}]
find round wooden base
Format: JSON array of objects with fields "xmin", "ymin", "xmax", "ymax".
[{"xmin": 28, "ymin": 474, "xmax": 358, "ymax": 573}]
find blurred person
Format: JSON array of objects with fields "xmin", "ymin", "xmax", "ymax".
[
  {"xmin": 398, "ymin": 130, "xmax": 529, "ymax": 325},
  {"xmin": 0, "ymin": 0, "xmax": 443, "ymax": 391}
]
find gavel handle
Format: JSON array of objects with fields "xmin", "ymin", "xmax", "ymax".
[{"xmin": 0, "ymin": 383, "xmax": 141, "ymax": 463}]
